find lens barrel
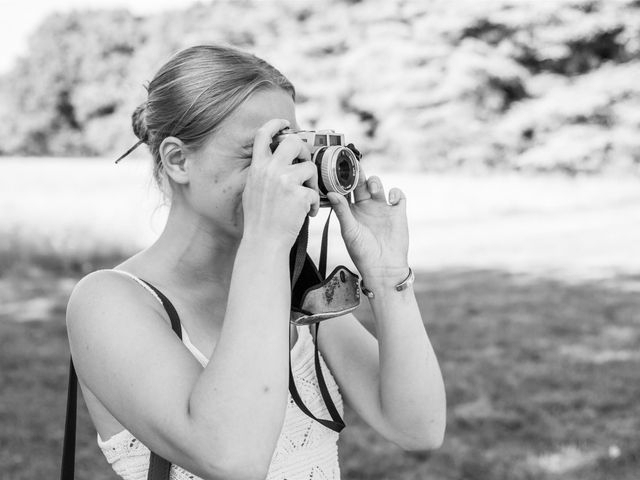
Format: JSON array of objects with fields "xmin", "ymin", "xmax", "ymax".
[{"xmin": 315, "ymin": 146, "xmax": 359, "ymax": 196}]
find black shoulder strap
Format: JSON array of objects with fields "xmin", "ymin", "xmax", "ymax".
[
  {"xmin": 138, "ymin": 279, "xmax": 183, "ymax": 339},
  {"xmin": 137, "ymin": 280, "xmax": 182, "ymax": 480},
  {"xmin": 60, "ymin": 276, "xmax": 182, "ymax": 480},
  {"xmin": 60, "ymin": 358, "xmax": 77, "ymax": 480}
]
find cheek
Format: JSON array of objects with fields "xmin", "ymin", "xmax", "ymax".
[
  {"xmin": 232, "ymin": 177, "xmax": 247, "ymax": 215},
  {"xmin": 218, "ymin": 173, "xmax": 246, "ymax": 229}
]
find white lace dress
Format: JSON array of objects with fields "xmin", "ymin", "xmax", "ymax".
[{"xmin": 97, "ymin": 271, "xmax": 343, "ymax": 480}]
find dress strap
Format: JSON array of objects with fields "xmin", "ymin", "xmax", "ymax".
[
  {"xmin": 181, "ymin": 327, "xmax": 209, "ymax": 366},
  {"xmin": 112, "ymin": 269, "xmax": 207, "ymax": 364},
  {"xmin": 110, "ymin": 269, "xmax": 182, "ymax": 340},
  {"xmin": 111, "ymin": 269, "xmax": 163, "ymax": 306}
]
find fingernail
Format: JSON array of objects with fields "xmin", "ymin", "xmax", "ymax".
[
  {"xmin": 390, "ymin": 191, "xmax": 396, "ymax": 203},
  {"xmin": 370, "ymin": 182, "xmax": 378, "ymax": 193}
]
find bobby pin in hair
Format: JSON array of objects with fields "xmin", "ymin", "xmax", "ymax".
[{"xmin": 115, "ymin": 139, "xmax": 144, "ymax": 164}]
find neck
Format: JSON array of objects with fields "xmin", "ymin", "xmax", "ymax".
[{"xmin": 146, "ymin": 199, "xmax": 241, "ymax": 295}]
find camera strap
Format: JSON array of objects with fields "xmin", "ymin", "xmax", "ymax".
[{"xmin": 288, "ymin": 210, "xmax": 346, "ymax": 433}]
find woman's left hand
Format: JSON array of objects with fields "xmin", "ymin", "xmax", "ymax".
[{"xmin": 327, "ymin": 171, "xmax": 409, "ymax": 282}]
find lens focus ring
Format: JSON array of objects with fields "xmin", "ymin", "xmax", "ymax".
[{"xmin": 318, "ymin": 146, "xmax": 359, "ymax": 196}]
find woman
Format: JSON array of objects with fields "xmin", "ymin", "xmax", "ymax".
[{"xmin": 66, "ymin": 45, "xmax": 446, "ymax": 480}]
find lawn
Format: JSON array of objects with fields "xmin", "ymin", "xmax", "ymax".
[
  {"xmin": 2, "ymin": 262, "xmax": 639, "ymax": 479},
  {"xmin": 2, "ymin": 159, "xmax": 638, "ymax": 478}
]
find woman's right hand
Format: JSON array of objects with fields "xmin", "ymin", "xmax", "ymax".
[{"xmin": 242, "ymin": 119, "xmax": 320, "ymax": 247}]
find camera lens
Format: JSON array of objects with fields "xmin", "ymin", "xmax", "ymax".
[
  {"xmin": 315, "ymin": 146, "xmax": 359, "ymax": 196},
  {"xmin": 336, "ymin": 151, "xmax": 353, "ymax": 186}
]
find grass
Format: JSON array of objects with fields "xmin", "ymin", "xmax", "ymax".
[{"xmin": 2, "ymin": 260, "xmax": 639, "ymax": 479}]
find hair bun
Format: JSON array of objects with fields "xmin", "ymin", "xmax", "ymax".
[{"xmin": 132, "ymin": 102, "xmax": 150, "ymax": 143}]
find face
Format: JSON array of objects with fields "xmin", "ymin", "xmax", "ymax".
[{"xmin": 182, "ymin": 88, "xmax": 298, "ymax": 239}]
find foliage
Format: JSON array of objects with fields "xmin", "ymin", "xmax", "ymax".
[{"xmin": 1, "ymin": 0, "xmax": 640, "ymax": 173}]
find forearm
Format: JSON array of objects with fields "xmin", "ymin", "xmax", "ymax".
[
  {"xmin": 365, "ymin": 269, "xmax": 446, "ymax": 448},
  {"xmin": 187, "ymin": 236, "xmax": 291, "ymax": 469}
]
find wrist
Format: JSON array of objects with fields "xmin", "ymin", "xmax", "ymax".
[
  {"xmin": 239, "ymin": 231, "xmax": 291, "ymax": 259},
  {"xmin": 360, "ymin": 265, "xmax": 410, "ymax": 288},
  {"xmin": 360, "ymin": 266, "xmax": 413, "ymax": 300}
]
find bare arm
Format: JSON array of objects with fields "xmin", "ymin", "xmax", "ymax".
[
  {"xmin": 67, "ymin": 119, "xmax": 319, "ymax": 480},
  {"xmin": 68, "ymin": 238, "xmax": 290, "ymax": 480},
  {"xmin": 366, "ymin": 272, "xmax": 445, "ymax": 449},
  {"xmin": 319, "ymin": 282, "xmax": 445, "ymax": 451},
  {"xmin": 324, "ymin": 173, "xmax": 446, "ymax": 451}
]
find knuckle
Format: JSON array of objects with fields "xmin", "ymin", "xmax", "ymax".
[
  {"xmin": 298, "ymin": 161, "xmax": 312, "ymax": 176},
  {"xmin": 280, "ymin": 136, "xmax": 299, "ymax": 150},
  {"xmin": 266, "ymin": 167, "xmax": 282, "ymax": 185},
  {"xmin": 273, "ymin": 169, "xmax": 287, "ymax": 183},
  {"xmin": 282, "ymin": 172, "xmax": 295, "ymax": 187},
  {"xmin": 305, "ymin": 163, "xmax": 317, "ymax": 180},
  {"xmin": 255, "ymin": 125, "xmax": 270, "ymax": 140}
]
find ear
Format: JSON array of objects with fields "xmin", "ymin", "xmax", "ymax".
[{"xmin": 159, "ymin": 136, "xmax": 190, "ymax": 185}]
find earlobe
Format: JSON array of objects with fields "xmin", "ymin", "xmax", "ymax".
[{"xmin": 159, "ymin": 136, "xmax": 190, "ymax": 185}]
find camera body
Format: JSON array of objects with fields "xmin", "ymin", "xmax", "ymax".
[{"xmin": 271, "ymin": 129, "xmax": 361, "ymax": 206}]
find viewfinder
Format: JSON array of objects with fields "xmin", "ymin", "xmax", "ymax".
[{"xmin": 314, "ymin": 135, "xmax": 328, "ymax": 147}]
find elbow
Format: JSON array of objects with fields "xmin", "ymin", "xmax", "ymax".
[
  {"xmin": 197, "ymin": 461, "xmax": 269, "ymax": 480},
  {"xmin": 192, "ymin": 450, "xmax": 271, "ymax": 480},
  {"xmin": 183, "ymin": 416, "xmax": 279, "ymax": 480},
  {"xmin": 185, "ymin": 420, "xmax": 274, "ymax": 480},
  {"xmin": 394, "ymin": 420, "xmax": 446, "ymax": 452},
  {"xmin": 397, "ymin": 431, "xmax": 445, "ymax": 453},
  {"xmin": 408, "ymin": 427, "xmax": 445, "ymax": 452}
]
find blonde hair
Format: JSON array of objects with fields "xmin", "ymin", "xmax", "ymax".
[{"xmin": 131, "ymin": 45, "xmax": 295, "ymax": 190}]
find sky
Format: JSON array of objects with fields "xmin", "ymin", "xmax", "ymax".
[{"xmin": 0, "ymin": 0, "xmax": 201, "ymax": 73}]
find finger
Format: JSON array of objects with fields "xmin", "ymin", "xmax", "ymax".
[
  {"xmin": 253, "ymin": 119, "xmax": 291, "ymax": 159},
  {"xmin": 272, "ymin": 135, "xmax": 312, "ymax": 166},
  {"xmin": 287, "ymin": 160, "xmax": 317, "ymax": 187},
  {"xmin": 353, "ymin": 166, "xmax": 371, "ymax": 203},
  {"xmin": 367, "ymin": 175, "xmax": 387, "ymax": 202},
  {"xmin": 300, "ymin": 160, "xmax": 319, "ymax": 197},
  {"xmin": 327, "ymin": 192, "xmax": 357, "ymax": 233},
  {"xmin": 300, "ymin": 186, "xmax": 320, "ymax": 217},
  {"xmin": 388, "ymin": 187, "xmax": 407, "ymax": 209}
]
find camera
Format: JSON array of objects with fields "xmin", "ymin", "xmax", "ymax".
[{"xmin": 270, "ymin": 129, "xmax": 361, "ymax": 206}]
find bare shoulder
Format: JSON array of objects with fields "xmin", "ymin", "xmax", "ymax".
[
  {"xmin": 66, "ymin": 270, "xmax": 178, "ymax": 386},
  {"xmin": 63, "ymin": 269, "xmax": 210, "ymax": 474},
  {"xmin": 68, "ymin": 268, "xmax": 150, "ymax": 307},
  {"xmin": 66, "ymin": 269, "xmax": 165, "ymax": 331}
]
